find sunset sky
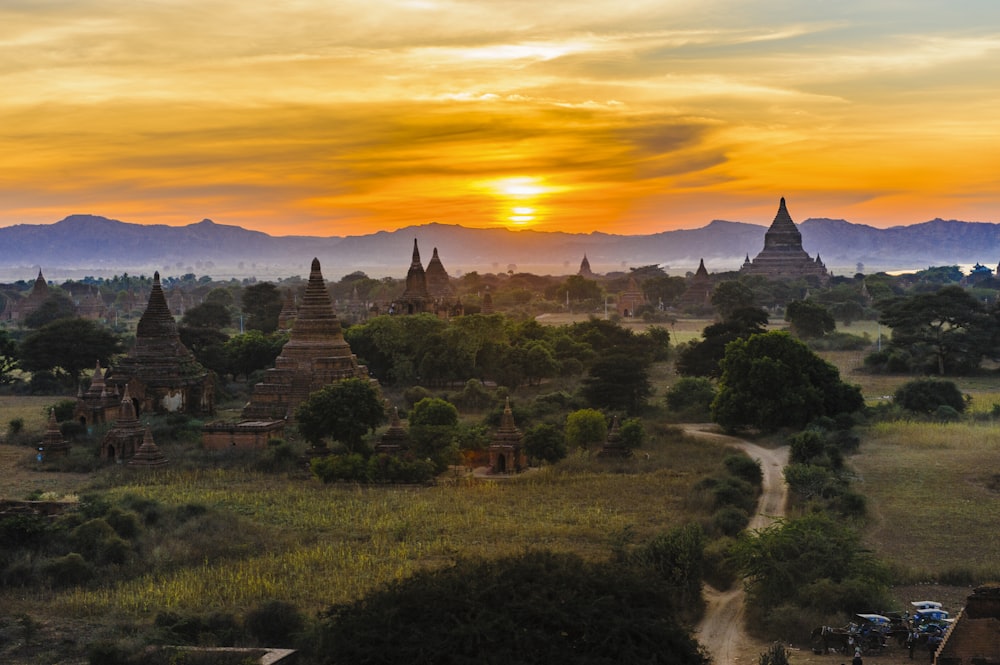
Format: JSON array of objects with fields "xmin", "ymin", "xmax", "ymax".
[{"xmin": 1, "ymin": 1, "xmax": 999, "ymax": 237}]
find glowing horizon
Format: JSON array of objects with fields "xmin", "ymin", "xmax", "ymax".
[{"xmin": 1, "ymin": 2, "xmax": 999, "ymax": 237}]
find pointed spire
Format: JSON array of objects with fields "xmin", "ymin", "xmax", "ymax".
[
  {"xmin": 411, "ymin": 239, "xmax": 421, "ymax": 267},
  {"xmin": 128, "ymin": 427, "xmax": 168, "ymax": 467}
]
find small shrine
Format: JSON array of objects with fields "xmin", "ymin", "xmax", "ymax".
[
  {"xmin": 374, "ymin": 406, "xmax": 410, "ymax": 456},
  {"xmin": 617, "ymin": 276, "xmax": 646, "ymax": 317},
  {"xmin": 488, "ymin": 398, "xmax": 526, "ymax": 474},
  {"xmin": 101, "ymin": 386, "xmax": 146, "ymax": 462},
  {"xmin": 677, "ymin": 259, "xmax": 713, "ymax": 311},
  {"xmin": 127, "ymin": 427, "xmax": 168, "ymax": 469},
  {"xmin": 74, "ymin": 360, "xmax": 121, "ymax": 428},
  {"xmin": 597, "ymin": 416, "xmax": 631, "ymax": 458},
  {"xmin": 38, "ymin": 409, "xmax": 70, "ymax": 460}
]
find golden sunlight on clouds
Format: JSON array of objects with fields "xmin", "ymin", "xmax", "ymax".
[{"xmin": 0, "ymin": 1, "xmax": 999, "ymax": 235}]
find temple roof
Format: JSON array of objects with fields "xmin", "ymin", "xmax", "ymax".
[
  {"xmin": 402, "ymin": 239, "xmax": 429, "ymax": 299},
  {"xmin": 425, "ymin": 247, "xmax": 455, "ymax": 298},
  {"xmin": 277, "ymin": 257, "xmax": 352, "ymax": 361},
  {"xmin": 136, "ymin": 272, "xmax": 179, "ymax": 339},
  {"xmin": 128, "ymin": 427, "xmax": 168, "ymax": 467},
  {"xmin": 762, "ymin": 197, "xmax": 803, "ymax": 249}
]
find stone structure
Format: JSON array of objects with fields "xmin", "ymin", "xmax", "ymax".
[
  {"xmin": 740, "ymin": 198, "xmax": 828, "ymax": 283},
  {"xmin": 677, "ymin": 259, "xmax": 713, "ymax": 311},
  {"xmin": 934, "ymin": 584, "xmax": 1000, "ymax": 664},
  {"xmin": 101, "ymin": 386, "xmax": 146, "ymax": 462},
  {"xmin": 39, "ymin": 409, "xmax": 70, "ymax": 460},
  {"xmin": 127, "ymin": 427, "xmax": 168, "ymax": 468},
  {"xmin": 597, "ymin": 416, "xmax": 631, "ymax": 458},
  {"xmin": 1, "ymin": 270, "xmax": 54, "ymax": 324},
  {"xmin": 578, "ymin": 255, "xmax": 596, "ymax": 278},
  {"xmin": 108, "ymin": 272, "xmax": 214, "ymax": 416},
  {"xmin": 392, "ymin": 240, "xmax": 462, "ymax": 317},
  {"xmin": 74, "ymin": 361, "xmax": 121, "ymax": 428},
  {"xmin": 480, "ymin": 286, "xmax": 495, "ymax": 314},
  {"xmin": 488, "ymin": 398, "xmax": 526, "ymax": 474},
  {"xmin": 277, "ymin": 290, "xmax": 298, "ymax": 332},
  {"xmin": 374, "ymin": 406, "xmax": 410, "ymax": 455},
  {"xmin": 617, "ymin": 276, "xmax": 646, "ymax": 317},
  {"xmin": 203, "ymin": 258, "xmax": 372, "ymax": 448}
]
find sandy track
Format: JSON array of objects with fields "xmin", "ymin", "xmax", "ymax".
[{"xmin": 685, "ymin": 425, "xmax": 790, "ymax": 664}]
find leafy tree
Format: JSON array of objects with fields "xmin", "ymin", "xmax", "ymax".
[
  {"xmin": 712, "ymin": 332, "xmax": 863, "ymax": 432},
  {"xmin": 784, "ymin": 299, "xmax": 835, "ymax": 339},
  {"xmin": 565, "ymin": 408, "xmax": 607, "ymax": 449},
  {"xmin": 665, "ymin": 377, "xmax": 717, "ymax": 415},
  {"xmin": 241, "ymin": 282, "xmax": 284, "ymax": 333},
  {"xmin": 178, "ymin": 326, "xmax": 231, "ymax": 378},
  {"xmin": 733, "ymin": 513, "xmax": 888, "ymax": 614},
  {"xmin": 894, "ymin": 378, "xmax": 966, "ymax": 414},
  {"xmin": 295, "ymin": 378, "xmax": 385, "ymax": 452},
  {"xmin": 522, "ymin": 341, "xmax": 558, "ymax": 386},
  {"xmin": 181, "ymin": 301, "xmax": 232, "ymax": 329},
  {"xmin": 675, "ymin": 307, "xmax": 768, "ymax": 378},
  {"xmin": 18, "ymin": 318, "xmax": 123, "ymax": 389},
  {"xmin": 711, "ymin": 281, "xmax": 756, "ymax": 320},
  {"xmin": 581, "ymin": 352, "xmax": 652, "ymax": 414},
  {"xmin": 204, "ymin": 287, "xmax": 235, "ymax": 307},
  {"xmin": 408, "ymin": 397, "xmax": 460, "ymax": 471},
  {"xmin": 641, "ymin": 274, "xmax": 688, "ymax": 309},
  {"xmin": 555, "ymin": 275, "xmax": 603, "ymax": 310},
  {"xmin": 312, "ymin": 550, "xmax": 709, "ymax": 665},
  {"xmin": 23, "ymin": 293, "xmax": 77, "ymax": 328},
  {"xmin": 878, "ymin": 285, "xmax": 991, "ymax": 375},
  {"xmin": 224, "ymin": 331, "xmax": 287, "ymax": 381},
  {"xmin": 618, "ymin": 418, "xmax": 646, "ymax": 450},
  {"xmin": 523, "ymin": 422, "xmax": 567, "ymax": 464},
  {"xmin": 0, "ymin": 329, "xmax": 17, "ymax": 385}
]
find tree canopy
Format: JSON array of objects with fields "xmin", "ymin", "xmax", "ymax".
[
  {"xmin": 312, "ymin": 550, "xmax": 709, "ymax": 665},
  {"xmin": 784, "ymin": 299, "xmax": 835, "ymax": 339},
  {"xmin": 712, "ymin": 331, "xmax": 863, "ymax": 432},
  {"xmin": 18, "ymin": 318, "xmax": 123, "ymax": 389},
  {"xmin": 295, "ymin": 378, "xmax": 385, "ymax": 451}
]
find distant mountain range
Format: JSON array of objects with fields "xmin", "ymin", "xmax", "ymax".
[{"xmin": 1, "ymin": 214, "xmax": 999, "ymax": 281}]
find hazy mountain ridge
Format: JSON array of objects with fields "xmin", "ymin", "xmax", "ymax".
[{"xmin": 1, "ymin": 214, "xmax": 999, "ymax": 280}]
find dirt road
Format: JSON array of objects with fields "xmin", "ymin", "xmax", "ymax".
[{"xmin": 685, "ymin": 425, "xmax": 790, "ymax": 664}]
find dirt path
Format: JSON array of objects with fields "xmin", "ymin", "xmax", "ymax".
[{"xmin": 684, "ymin": 425, "xmax": 790, "ymax": 664}]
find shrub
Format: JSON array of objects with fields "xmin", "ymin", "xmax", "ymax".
[
  {"xmin": 724, "ymin": 454, "xmax": 763, "ymax": 486},
  {"xmin": 245, "ymin": 600, "xmax": 306, "ymax": 646},
  {"xmin": 43, "ymin": 552, "xmax": 93, "ymax": 587},
  {"xmin": 713, "ymin": 506, "xmax": 750, "ymax": 537},
  {"xmin": 711, "ymin": 476, "xmax": 757, "ymax": 513},
  {"xmin": 7, "ymin": 417, "xmax": 24, "ymax": 436},
  {"xmin": 895, "ymin": 378, "xmax": 966, "ymax": 414},
  {"xmin": 665, "ymin": 377, "xmax": 716, "ymax": 414}
]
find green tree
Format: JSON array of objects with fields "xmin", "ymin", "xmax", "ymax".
[
  {"xmin": 581, "ymin": 352, "xmax": 652, "ymax": 414},
  {"xmin": 18, "ymin": 318, "xmax": 123, "ymax": 389},
  {"xmin": 878, "ymin": 285, "xmax": 991, "ymax": 375},
  {"xmin": 565, "ymin": 408, "xmax": 607, "ymax": 449},
  {"xmin": 712, "ymin": 332, "xmax": 863, "ymax": 432},
  {"xmin": 618, "ymin": 418, "xmax": 646, "ymax": 450},
  {"xmin": 312, "ymin": 550, "xmax": 709, "ymax": 665},
  {"xmin": 711, "ymin": 281, "xmax": 756, "ymax": 320},
  {"xmin": 181, "ymin": 301, "xmax": 232, "ymax": 329},
  {"xmin": 522, "ymin": 422, "xmax": 567, "ymax": 464},
  {"xmin": 224, "ymin": 331, "xmax": 287, "ymax": 381},
  {"xmin": 894, "ymin": 378, "xmax": 966, "ymax": 414},
  {"xmin": 241, "ymin": 282, "xmax": 284, "ymax": 333},
  {"xmin": 23, "ymin": 292, "xmax": 77, "ymax": 328},
  {"xmin": 0, "ymin": 329, "xmax": 17, "ymax": 384},
  {"xmin": 641, "ymin": 274, "xmax": 688, "ymax": 309},
  {"xmin": 295, "ymin": 378, "xmax": 385, "ymax": 452},
  {"xmin": 665, "ymin": 377, "xmax": 717, "ymax": 415},
  {"xmin": 784, "ymin": 299, "xmax": 835, "ymax": 339},
  {"xmin": 408, "ymin": 397, "xmax": 460, "ymax": 471},
  {"xmin": 556, "ymin": 275, "xmax": 603, "ymax": 310},
  {"xmin": 675, "ymin": 307, "xmax": 768, "ymax": 378}
]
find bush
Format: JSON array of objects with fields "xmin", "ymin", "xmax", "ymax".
[
  {"xmin": 245, "ymin": 600, "xmax": 306, "ymax": 646},
  {"xmin": 43, "ymin": 552, "xmax": 93, "ymax": 587},
  {"xmin": 894, "ymin": 378, "xmax": 966, "ymax": 414},
  {"xmin": 713, "ymin": 506, "xmax": 750, "ymax": 537},
  {"xmin": 665, "ymin": 377, "xmax": 716, "ymax": 414},
  {"xmin": 724, "ymin": 454, "xmax": 763, "ymax": 486}
]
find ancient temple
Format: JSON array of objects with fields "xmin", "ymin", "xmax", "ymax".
[
  {"xmin": 374, "ymin": 406, "xmax": 410, "ymax": 456},
  {"xmin": 425, "ymin": 248, "xmax": 455, "ymax": 299},
  {"xmin": 578, "ymin": 255, "xmax": 595, "ymax": 278},
  {"xmin": 597, "ymin": 416, "xmax": 631, "ymax": 458},
  {"xmin": 740, "ymin": 198, "xmax": 829, "ymax": 283},
  {"xmin": 127, "ymin": 427, "xmax": 168, "ymax": 469},
  {"xmin": 481, "ymin": 286, "xmax": 495, "ymax": 314},
  {"xmin": 488, "ymin": 398, "xmax": 526, "ymax": 474},
  {"xmin": 616, "ymin": 276, "xmax": 646, "ymax": 317},
  {"xmin": 107, "ymin": 272, "xmax": 214, "ymax": 416},
  {"xmin": 1, "ymin": 270, "xmax": 54, "ymax": 324},
  {"xmin": 74, "ymin": 361, "xmax": 121, "ymax": 428},
  {"xmin": 39, "ymin": 409, "xmax": 70, "ymax": 460},
  {"xmin": 396, "ymin": 240, "xmax": 431, "ymax": 314},
  {"xmin": 101, "ymin": 386, "xmax": 146, "ymax": 462},
  {"xmin": 392, "ymin": 240, "xmax": 462, "ymax": 317},
  {"xmin": 677, "ymin": 259, "xmax": 713, "ymax": 311},
  {"xmin": 933, "ymin": 584, "xmax": 1000, "ymax": 664},
  {"xmin": 203, "ymin": 258, "xmax": 372, "ymax": 449}
]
